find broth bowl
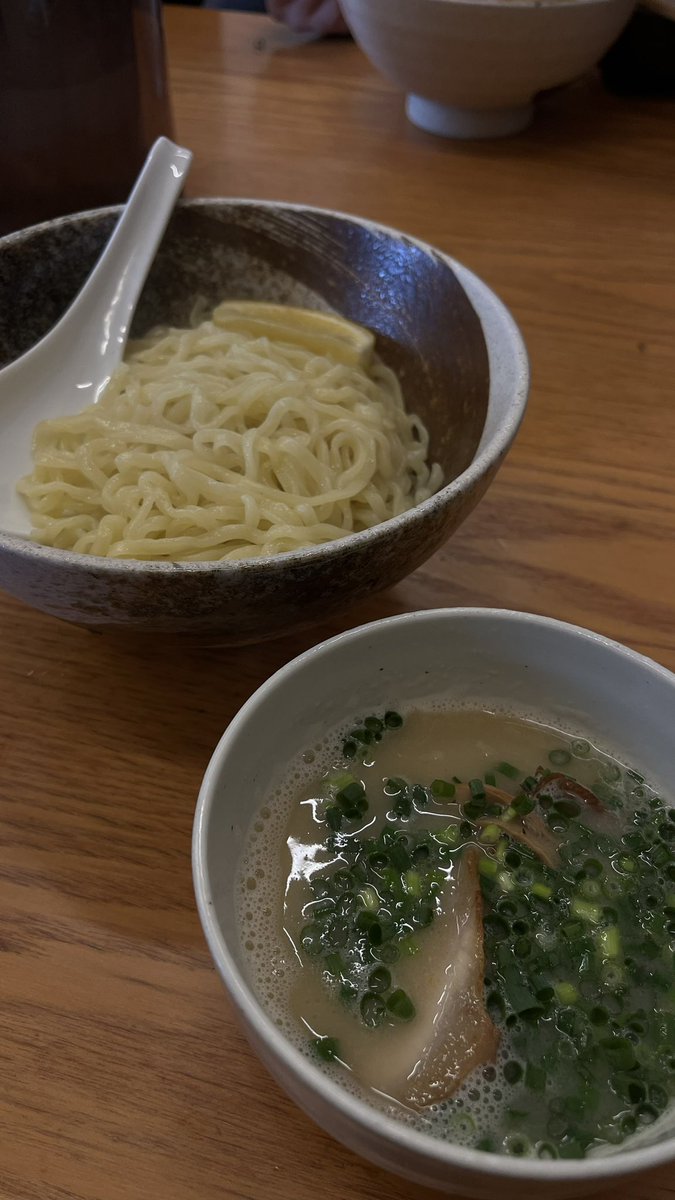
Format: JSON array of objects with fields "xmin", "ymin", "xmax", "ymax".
[
  {"xmin": 0, "ymin": 202, "xmax": 527, "ymax": 645},
  {"xmin": 193, "ymin": 608, "xmax": 675, "ymax": 1197}
]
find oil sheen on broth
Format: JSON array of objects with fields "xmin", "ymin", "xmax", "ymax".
[{"xmin": 238, "ymin": 707, "xmax": 675, "ymax": 1159}]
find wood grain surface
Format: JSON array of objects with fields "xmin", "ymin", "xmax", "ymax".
[{"xmin": 1, "ymin": 8, "xmax": 674, "ymax": 1199}]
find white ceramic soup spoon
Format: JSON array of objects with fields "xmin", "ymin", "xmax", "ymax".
[{"xmin": 0, "ymin": 136, "xmax": 192, "ymax": 538}]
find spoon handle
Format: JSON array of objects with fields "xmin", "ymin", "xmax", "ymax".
[{"xmin": 49, "ymin": 137, "xmax": 192, "ymax": 378}]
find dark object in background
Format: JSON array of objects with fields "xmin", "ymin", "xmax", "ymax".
[
  {"xmin": 600, "ymin": 5, "xmax": 675, "ymax": 96},
  {"xmin": 0, "ymin": 0, "xmax": 173, "ymax": 237}
]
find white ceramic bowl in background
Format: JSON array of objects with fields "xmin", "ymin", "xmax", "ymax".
[
  {"xmin": 339, "ymin": 0, "xmax": 636, "ymax": 138},
  {"xmin": 193, "ymin": 608, "xmax": 675, "ymax": 1197}
]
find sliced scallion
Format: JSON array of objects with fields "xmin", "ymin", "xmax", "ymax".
[
  {"xmin": 431, "ymin": 778, "xmax": 456, "ymax": 798},
  {"xmin": 386, "ymin": 988, "xmax": 416, "ymax": 1020},
  {"xmin": 312, "ymin": 1036, "xmax": 341, "ymax": 1062},
  {"xmin": 497, "ymin": 761, "xmax": 520, "ymax": 781}
]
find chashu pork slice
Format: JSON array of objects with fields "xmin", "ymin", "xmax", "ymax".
[
  {"xmin": 355, "ymin": 848, "xmax": 499, "ymax": 1109},
  {"xmin": 468, "ymin": 783, "xmax": 560, "ymax": 869}
]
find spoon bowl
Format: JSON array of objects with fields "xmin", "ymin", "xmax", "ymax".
[{"xmin": 0, "ymin": 136, "xmax": 192, "ymax": 537}]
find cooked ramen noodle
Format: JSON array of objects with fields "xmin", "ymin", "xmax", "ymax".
[{"xmin": 18, "ymin": 302, "xmax": 442, "ymax": 562}]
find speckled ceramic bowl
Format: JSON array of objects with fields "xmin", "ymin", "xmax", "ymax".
[
  {"xmin": 0, "ymin": 201, "xmax": 528, "ymax": 644},
  {"xmin": 193, "ymin": 608, "xmax": 675, "ymax": 1196}
]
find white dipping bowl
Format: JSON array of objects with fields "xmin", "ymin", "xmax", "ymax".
[
  {"xmin": 339, "ymin": 0, "xmax": 636, "ymax": 138},
  {"xmin": 193, "ymin": 608, "xmax": 675, "ymax": 1197}
]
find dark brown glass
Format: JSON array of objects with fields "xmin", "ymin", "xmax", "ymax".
[{"xmin": 0, "ymin": 0, "xmax": 174, "ymax": 236}]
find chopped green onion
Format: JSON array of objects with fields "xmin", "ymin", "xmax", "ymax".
[
  {"xmin": 501, "ymin": 972, "xmax": 543, "ymax": 1020},
  {"xmin": 597, "ymin": 926, "xmax": 622, "ymax": 959},
  {"xmin": 364, "ymin": 715, "xmax": 384, "ymax": 734},
  {"xmin": 300, "ymin": 925, "xmax": 323, "ymax": 956},
  {"xmin": 311, "ymin": 1037, "xmax": 341, "ymax": 1062},
  {"xmin": 384, "ymin": 777, "xmax": 407, "ymax": 796},
  {"xmin": 479, "ymin": 858, "xmax": 499, "ymax": 879},
  {"xmin": 485, "ymin": 913, "xmax": 510, "ymax": 938},
  {"xmin": 531, "ymin": 883, "xmax": 552, "ymax": 900},
  {"xmin": 602, "ymin": 961, "xmax": 625, "ymax": 990},
  {"xmin": 470, "ymin": 778, "xmax": 486, "ymax": 800},
  {"xmin": 571, "ymin": 896, "xmax": 603, "ymax": 924},
  {"xmin": 477, "ymin": 1137, "xmax": 496, "ymax": 1153},
  {"xmin": 367, "ymin": 966, "xmax": 391, "ymax": 993},
  {"xmin": 487, "ymin": 990, "xmax": 506, "ymax": 1022},
  {"xmin": 379, "ymin": 942, "xmax": 400, "ymax": 964},
  {"xmin": 349, "ymin": 727, "xmax": 372, "ymax": 745},
  {"xmin": 503, "ymin": 1060, "xmax": 523, "ymax": 1084},
  {"xmin": 336, "ymin": 781, "xmax": 365, "ymax": 806},
  {"xmin": 357, "ymin": 885, "xmax": 379, "ymax": 911},
  {"xmin": 393, "ymin": 794, "xmax": 413, "ymax": 819},
  {"xmin": 548, "ymin": 749, "xmax": 571, "ymax": 767},
  {"xmin": 384, "ymin": 710, "xmax": 403, "ymax": 729},
  {"xmin": 649, "ymin": 843, "xmax": 671, "ymax": 868},
  {"xmin": 360, "ymin": 992, "xmax": 387, "ymax": 1026},
  {"xmin": 327, "ymin": 769, "xmax": 357, "ymax": 789},
  {"xmin": 368, "ymin": 851, "xmax": 389, "ymax": 871},
  {"xmin": 513, "ymin": 794, "xmax": 536, "ymax": 816},
  {"xmin": 501, "ymin": 806, "xmax": 518, "ymax": 823},
  {"xmin": 590, "ymin": 1005, "xmax": 609, "ymax": 1025},
  {"xmin": 480, "ymin": 824, "xmax": 502, "ymax": 845},
  {"xmin": 386, "ymin": 988, "xmax": 415, "ymax": 1020},
  {"xmin": 403, "ymin": 870, "xmax": 422, "ymax": 897},
  {"xmin": 554, "ymin": 982, "xmax": 579, "ymax": 1006},
  {"xmin": 497, "ymin": 762, "xmax": 520, "ymax": 780},
  {"xmin": 431, "ymin": 778, "xmax": 456, "ymax": 798},
  {"xmin": 325, "ymin": 805, "xmax": 342, "ymax": 832},
  {"xmin": 324, "ymin": 952, "xmax": 343, "ymax": 977},
  {"xmin": 463, "ymin": 799, "xmax": 487, "ymax": 820},
  {"xmin": 342, "ymin": 738, "xmax": 357, "ymax": 759},
  {"xmin": 485, "ymin": 772, "xmax": 496, "ymax": 787},
  {"xmin": 536, "ymin": 1141, "xmax": 558, "ymax": 1158}
]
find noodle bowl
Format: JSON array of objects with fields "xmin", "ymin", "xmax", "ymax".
[{"xmin": 18, "ymin": 302, "xmax": 442, "ymax": 563}]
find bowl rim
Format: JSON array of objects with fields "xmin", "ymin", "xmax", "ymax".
[
  {"xmin": 193, "ymin": 606, "xmax": 675, "ymax": 1184},
  {"xmin": 0, "ymin": 199, "xmax": 528, "ymax": 571},
  {"xmin": 342, "ymin": 0, "xmax": 633, "ymax": 12}
]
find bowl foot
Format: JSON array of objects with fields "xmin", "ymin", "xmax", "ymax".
[{"xmin": 406, "ymin": 94, "xmax": 534, "ymax": 139}]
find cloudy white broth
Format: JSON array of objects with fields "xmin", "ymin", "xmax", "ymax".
[{"xmin": 237, "ymin": 706, "xmax": 675, "ymax": 1159}]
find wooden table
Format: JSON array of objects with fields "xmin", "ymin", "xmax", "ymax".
[{"xmin": 1, "ymin": 9, "xmax": 674, "ymax": 1200}]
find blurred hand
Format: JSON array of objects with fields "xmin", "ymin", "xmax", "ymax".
[{"xmin": 266, "ymin": 0, "xmax": 348, "ymax": 36}]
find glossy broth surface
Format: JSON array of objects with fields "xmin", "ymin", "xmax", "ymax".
[{"xmin": 238, "ymin": 707, "xmax": 675, "ymax": 1159}]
